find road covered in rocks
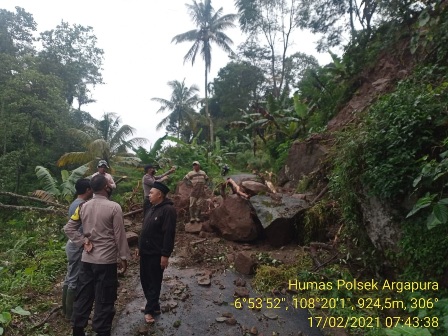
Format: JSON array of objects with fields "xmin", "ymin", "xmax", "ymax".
[
  {"xmin": 112, "ymin": 254, "xmax": 323, "ymax": 336},
  {"xmin": 107, "ymin": 224, "xmax": 325, "ymax": 336}
]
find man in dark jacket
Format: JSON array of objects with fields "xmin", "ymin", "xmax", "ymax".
[{"xmin": 136, "ymin": 181, "xmax": 176, "ymax": 324}]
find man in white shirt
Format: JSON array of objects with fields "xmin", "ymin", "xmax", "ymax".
[{"xmin": 91, "ymin": 160, "xmax": 116, "ymax": 195}]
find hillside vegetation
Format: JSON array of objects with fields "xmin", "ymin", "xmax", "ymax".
[{"xmin": 1, "ymin": 1, "xmax": 448, "ymax": 335}]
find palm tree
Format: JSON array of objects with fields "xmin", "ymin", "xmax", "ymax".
[
  {"xmin": 151, "ymin": 79, "xmax": 200, "ymax": 139},
  {"xmin": 57, "ymin": 112, "xmax": 148, "ymax": 170},
  {"xmin": 172, "ymin": 0, "xmax": 237, "ymax": 145}
]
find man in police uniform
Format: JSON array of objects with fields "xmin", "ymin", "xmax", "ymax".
[{"xmin": 64, "ymin": 174, "xmax": 130, "ymax": 336}]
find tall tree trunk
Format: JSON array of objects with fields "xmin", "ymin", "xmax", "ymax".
[
  {"xmin": 205, "ymin": 64, "xmax": 214, "ymax": 144},
  {"xmin": 349, "ymin": 0, "xmax": 356, "ymax": 37},
  {"xmin": 269, "ymin": 45, "xmax": 278, "ymax": 97},
  {"xmin": 2, "ymin": 100, "xmax": 6, "ymax": 155}
]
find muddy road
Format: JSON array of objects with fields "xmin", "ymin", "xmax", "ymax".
[{"xmin": 112, "ymin": 257, "xmax": 323, "ymax": 336}]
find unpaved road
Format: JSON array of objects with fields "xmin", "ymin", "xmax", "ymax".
[{"xmin": 112, "ymin": 259, "xmax": 323, "ymax": 336}]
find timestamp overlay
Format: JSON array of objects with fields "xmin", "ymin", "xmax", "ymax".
[{"xmin": 231, "ymin": 278, "xmax": 440, "ymax": 330}]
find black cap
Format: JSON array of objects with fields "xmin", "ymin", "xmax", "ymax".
[
  {"xmin": 152, "ymin": 181, "xmax": 170, "ymax": 195},
  {"xmin": 144, "ymin": 164, "xmax": 155, "ymax": 172}
]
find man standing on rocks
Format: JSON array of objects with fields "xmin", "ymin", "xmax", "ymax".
[
  {"xmin": 64, "ymin": 174, "xmax": 131, "ymax": 336},
  {"xmin": 142, "ymin": 164, "xmax": 175, "ymax": 217},
  {"xmin": 136, "ymin": 181, "xmax": 177, "ymax": 324},
  {"xmin": 184, "ymin": 161, "xmax": 209, "ymax": 223},
  {"xmin": 62, "ymin": 179, "xmax": 93, "ymax": 321}
]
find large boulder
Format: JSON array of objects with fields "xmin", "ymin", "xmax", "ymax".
[
  {"xmin": 209, "ymin": 194, "xmax": 259, "ymax": 242},
  {"xmin": 278, "ymin": 136, "xmax": 329, "ymax": 188},
  {"xmin": 172, "ymin": 181, "xmax": 211, "ymax": 222},
  {"xmin": 241, "ymin": 181, "xmax": 270, "ymax": 195},
  {"xmin": 173, "ymin": 181, "xmax": 192, "ymax": 211},
  {"xmin": 250, "ymin": 194, "xmax": 309, "ymax": 247},
  {"xmin": 227, "ymin": 174, "xmax": 259, "ymax": 185}
]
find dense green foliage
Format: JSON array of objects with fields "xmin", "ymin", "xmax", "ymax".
[
  {"xmin": 2, "ymin": 1, "xmax": 448, "ymax": 335},
  {"xmin": 0, "ymin": 212, "xmax": 66, "ymax": 335}
]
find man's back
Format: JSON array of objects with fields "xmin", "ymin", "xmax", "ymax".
[{"xmin": 76, "ymin": 195, "xmax": 127, "ymax": 264}]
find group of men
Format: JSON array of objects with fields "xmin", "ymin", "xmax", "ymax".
[{"xmin": 62, "ymin": 159, "xmax": 208, "ymax": 335}]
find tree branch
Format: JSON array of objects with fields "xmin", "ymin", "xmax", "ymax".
[
  {"xmin": 0, "ymin": 202, "xmax": 65, "ymax": 214},
  {"xmin": 226, "ymin": 178, "xmax": 250, "ymax": 199},
  {"xmin": 0, "ymin": 191, "xmax": 66, "ymax": 208},
  {"xmin": 123, "ymin": 208, "xmax": 143, "ymax": 217}
]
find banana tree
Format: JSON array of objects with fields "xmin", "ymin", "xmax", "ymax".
[{"xmin": 32, "ymin": 164, "xmax": 89, "ymax": 203}]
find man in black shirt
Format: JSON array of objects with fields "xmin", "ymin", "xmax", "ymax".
[{"xmin": 135, "ymin": 181, "xmax": 176, "ymax": 324}]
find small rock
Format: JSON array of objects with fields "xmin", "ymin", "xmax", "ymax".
[
  {"xmin": 185, "ymin": 222, "xmax": 202, "ymax": 233},
  {"xmin": 167, "ymin": 300, "xmax": 178, "ymax": 309},
  {"xmin": 234, "ymin": 251, "xmax": 256, "ymax": 275},
  {"xmin": 222, "ymin": 312, "xmax": 233, "ymax": 318},
  {"xmin": 216, "ymin": 317, "xmax": 228, "ymax": 323},
  {"xmin": 121, "ymin": 289, "xmax": 128, "ymax": 294},
  {"xmin": 197, "ymin": 276, "xmax": 211, "ymax": 286},
  {"xmin": 234, "ymin": 278, "xmax": 246, "ymax": 287},
  {"xmin": 225, "ymin": 317, "xmax": 237, "ymax": 325},
  {"xmin": 173, "ymin": 320, "xmax": 181, "ymax": 328},
  {"xmin": 211, "ymin": 237, "xmax": 221, "ymax": 243},
  {"xmin": 234, "ymin": 286, "xmax": 250, "ymax": 297},
  {"xmin": 213, "ymin": 298, "xmax": 224, "ymax": 306},
  {"xmin": 219, "ymin": 284, "xmax": 225, "ymax": 290},
  {"xmin": 263, "ymin": 311, "xmax": 278, "ymax": 320},
  {"xmin": 249, "ymin": 326, "xmax": 258, "ymax": 335}
]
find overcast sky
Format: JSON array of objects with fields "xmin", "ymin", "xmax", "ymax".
[{"xmin": 2, "ymin": 1, "xmax": 331, "ymax": 149}]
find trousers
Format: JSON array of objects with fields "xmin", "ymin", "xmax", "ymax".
[
  {"xmin": 72, "ymin": 262, "xmax": 118, "ymax": 334},
  {"xmin": 140, "ymin": 255, "xmax": 164, "ymax": 315},
  {"xmin": 64, "ymin": 242, "xmax": 83, "ymax": 290}
]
